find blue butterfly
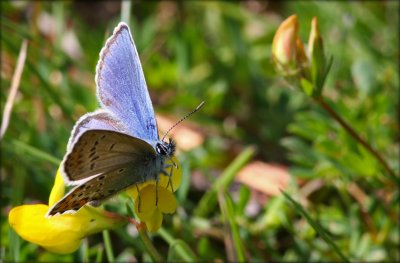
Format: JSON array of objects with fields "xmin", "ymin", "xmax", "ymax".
[{"xmin": 47, "ymin": 22, "xmax": 203, "ymax": 216}]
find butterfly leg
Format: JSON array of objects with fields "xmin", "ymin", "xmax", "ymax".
[
  {"xmin": 167, "ymin": 158, "xmax": 178, "ymax": 191},
  {"xmin": 167, "ymin": 165, "xmax": 174, "ymax": 192},
  {"xmin": 161, "ymin": 166, "xmax": 174, "ymax": 192},
  {"xmin": 136, "ymin": 184, "xmax": 142, "ymax": 213},
  {"xmin": 155, "ymin": 178, "xmax": 159, "ymax": 207}
]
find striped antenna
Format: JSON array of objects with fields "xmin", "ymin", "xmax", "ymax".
[{"xmin": 161, "ymin": 101, "xmax": 205, "ymax": 141}]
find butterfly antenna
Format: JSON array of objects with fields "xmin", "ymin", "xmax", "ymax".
[{"xmin": 161, "ymin": 101, "xmax": 205, "ymax": 141}]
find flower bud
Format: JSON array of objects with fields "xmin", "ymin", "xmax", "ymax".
[
  {"xmin": 272, "ymin": 15, "xmax": 308, "ymax": 77},
  {"xmin": 308, "ymin": 17, "xmax": 329, "ymax": 94},
  {"xmin": 272, "ymin": 15, "xmax": 331, "ymax": 96},
  {"xmin": 272, "ymin": 15, "xmax": 298, "ymax": 67}
]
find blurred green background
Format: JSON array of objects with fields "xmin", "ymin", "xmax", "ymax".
[{"xmin": 1, "ymin": 1, "xmax": 398, "ymax": 262}]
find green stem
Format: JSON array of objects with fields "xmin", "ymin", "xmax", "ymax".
[
  {"xmin": 138, "ymin": 226, "xmax": 163, "ymax": 262},
  {"xmin": 315, "ymin": 96, "xmax": 398, "ymax": 181},
  {"xmin": 102, "ymin": 230, "xmax": 114, "ymax": 262}
]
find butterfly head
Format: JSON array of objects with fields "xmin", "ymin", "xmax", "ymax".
[{"xmin": 156, "ymin": 138, "xmax": 176, "ymax": 157}]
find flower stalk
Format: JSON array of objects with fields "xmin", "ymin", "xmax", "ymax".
[
  {"xmin": 137, "ymin": 224, "xmax": 163, "ymax": 262},
  {"xmin": 315, "ymin": 96, "xmax": 398, "ymax": 182}
]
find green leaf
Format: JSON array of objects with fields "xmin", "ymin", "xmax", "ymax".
[{"xmin": 300, "ymin": 78, "xmax": 314, "ymax": 96}]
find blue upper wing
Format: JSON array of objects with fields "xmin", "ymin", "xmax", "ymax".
[{"xmin": 95, "ymin": 22, "xmax": 158, "ymax": 141}]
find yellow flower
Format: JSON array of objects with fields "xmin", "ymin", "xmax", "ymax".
[
  {"xmin": 126, "ymin": 156, "xmax": 182, "ymax": 232},
  {"xmin": 8, "ymin": 168, "xmax": 126, "ymax": 254}
]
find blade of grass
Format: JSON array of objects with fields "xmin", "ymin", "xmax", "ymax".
[
  {"xmin": 1, "ymin": 39, "xmax": 28, "ymax": 139},
  {"xmin": 218, "ymin": 191, "xmax": 246, "ymax": 261},
  {"xmin": 7, "ymin": 165, "xmax": 26, "ymax": 262},
  {"xmin": 102, "ymin": 230, "xmax": 114, "ymax": 262},
  {"xmin": 79, "ymin": 239, "xmax": 89, "ymax": 262},
  {"xmin": 158, "ymin": 227, "xmax": 198, "ymax": 262},
  {"xmin": 121, "ymin": 0, "xmax": 131, "ymax": 25},
  {"xmin": 282, "ymin": 191, "xmax": 350, "ymax": 262},
  {"xmin": 9, "ymin": 139, "xmax": 61, "ymax": 165},
  {"xmin": 195, "ymin": 146, "xmax": 256, "ymax": 217},
  {"xmin": 1, "ymin": 25, "xmax": 74, "ymax": 122},
  {"xmin": 167, "ymin": 240, "xmax": 198, "ymax": 262},
  {"xmin": 95, "ymin": 245, "xmax": 103, "ymax": 263},
  {"xmin": 177, "ymin": 161, "xmax": 190, "ymax": 203}
]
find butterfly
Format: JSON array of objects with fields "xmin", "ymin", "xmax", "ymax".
[{"xmin": 47, "ymin": 22, "xmax": 203, "ymax": 217}]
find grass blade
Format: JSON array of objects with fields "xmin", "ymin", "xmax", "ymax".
[
  {"xmin": 195, "ymin": 146, "xmax": 256, "ymax": 217},
  {"xmin": 218, "ymin": 191, "xmax": 246, "ymax": 261},
  {"xmin": 282, "ymin": 191, "xmax": 350, "ymax": 262}
]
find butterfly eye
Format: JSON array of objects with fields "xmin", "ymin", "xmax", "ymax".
[{"xmin": 156, "ymin": 143, "xmax": 168, "ymax": 156}]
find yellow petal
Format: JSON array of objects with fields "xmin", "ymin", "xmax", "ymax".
[
  {"xmin": 132, "ymin": 185, "xmax": 176, "ymax": 233},
  {"xmin": 126, "ymin": 185, "xmax": 140, "ymax": 200},
  {"xmin": 9, "ymin": 204, "xmax": 126, "ymax": 254},
  {"xmin": 134, "ymin": 185, "xmax": 157, "ymax": 220},
  {"xmin": 9, "ymin": 205, "xmax": 81, "ymax": 254},
  {"xmin": 126, "ymin": 156, "xmax": 182, "ymax": 198},
  {"xmin": 145, "ymin": 210, "xmax": 163, "ymax": 233},
  {"xmin": 48, "ymin": 167, "xmax": 65, "ymax": 206},
  {"xmin": 157, "ymin": 187, "xmax": 177, "ymax": 214}
]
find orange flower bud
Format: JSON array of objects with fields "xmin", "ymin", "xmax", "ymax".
[{"xmin": 272, "ymin": 15, "xmax": 299, "ymax": 67}]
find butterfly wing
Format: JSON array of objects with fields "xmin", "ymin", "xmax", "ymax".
[
  {"xmin": 67, "ymin": 109, "xmax": 129, "ymax": 152},
  {"xmin": 47, "ymin": 161, "xmax": 153, "ymax": 216},
  {"xmin": 62, "ymin": 130, "xmax": 156, "ymax": 184},
  {"xmin": 95, "ymin": 22, "xmax": 158, "ymax": 141}
]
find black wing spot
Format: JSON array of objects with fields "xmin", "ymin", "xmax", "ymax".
[
  {"xmin": 90, "ymin": 147, "xmax": 96, "ymax": 152},
  {"xmin": 118, "ymin": 168, "xmax": 125, "ymax": 174},
  {"xmin": 90, "ymin": 163, "xmax": 95, "ymax": 170},
  {"xmin": 91, "ymin": 156, "xmax": 100, "ymax": 162},
  {"xmin": 100, "ymin": 134, "xmax": 106, "ymax": 139},
  {"xmin": 146, "ymin": 120, "xmax": 156, "ymax": 133},
  {"xmin": 94, "ymin": 140, "xmax": 99, "ymax": 146},
  {"xmin": 98, "ymin": 175, "xmax": 105, "ymax": 180},
  {"xmin": 89, "ymin": 151, "xmax": 96, "ymax": 158},
  {"xmin": 109, "ymin": 143, "xmax": 116, "ymax": 150},
  {"xmin": 85, "ymin": 185, "xmax": 91, "ymax": 190}
]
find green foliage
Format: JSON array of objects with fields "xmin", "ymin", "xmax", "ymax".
[{"xmin": 1, "ymin": 1, "xmax": 398, "ymax": 262}]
